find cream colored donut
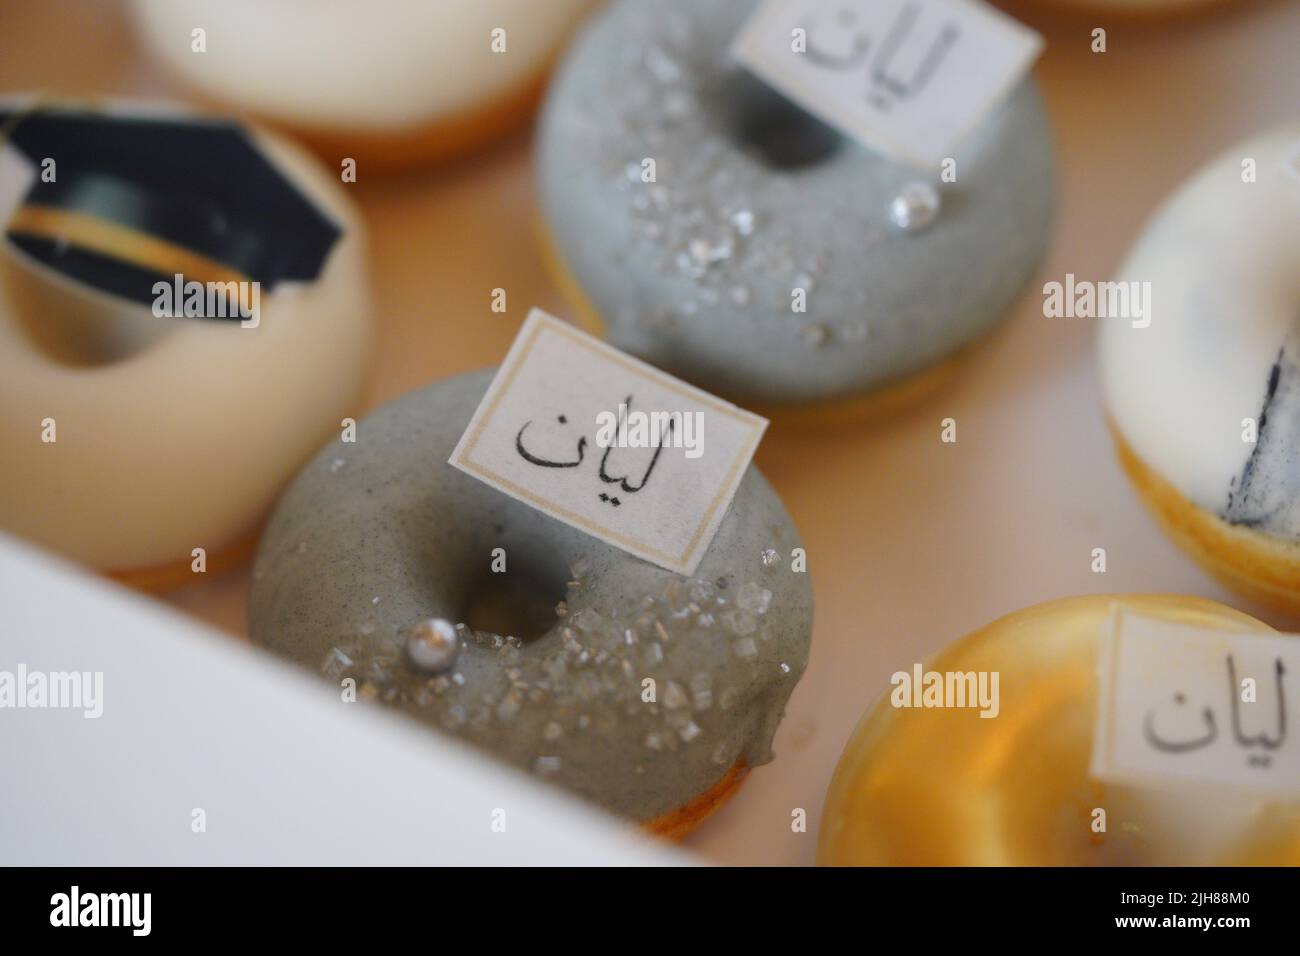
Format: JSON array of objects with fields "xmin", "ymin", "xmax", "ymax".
[
  {"xmin": 128, "ymin": 0, "xmax": 595, "ymax": 163},
  {"xmin": 0, "ymin": 99, "xmax": 372, "ymax": 582},
  {"xmin": 1098, "ymin": 124, "xmax": 1300, "ymax": 614}
]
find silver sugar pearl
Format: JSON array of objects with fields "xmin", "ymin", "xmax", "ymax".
[
  {"xmin": 889, "ymin": 181, "xmax": 941, "ymax": 234},
  {"xmin": 405, "ymin": 618, "xmax": 461, "ymax": 674}
]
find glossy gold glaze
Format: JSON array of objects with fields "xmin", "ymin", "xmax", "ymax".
[{"xmin": 818, "ymin": 595, "xmax": 1300, "ymax": 865}]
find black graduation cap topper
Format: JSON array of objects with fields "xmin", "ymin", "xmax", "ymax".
[{"xmin": 0, "ymin": 103, "xmax": 341, "ymax": 315}]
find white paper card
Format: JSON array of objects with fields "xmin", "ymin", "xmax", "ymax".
[
  {"xmin": 1091, "ymin": 606, "xmax": 1300, "ymax": 795},
  {"xmin": 0, "ymin": 140, "xmax": 36, "ymax": 224},
  {"xmin": 449, "ymin": 309, "xmax": 768, "ymax": 575},
  {"xmin": 731, "ymin": 0, "xmax": 1043, "ymax": 167}
]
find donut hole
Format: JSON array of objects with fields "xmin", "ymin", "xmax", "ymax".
[
  {"xmin": 460, "ymin": 563, "xmax": 570, "ymax": 645},
  {"xmin": 1, "ymin": 250, "xmax": 175, "ymax": 366},
  {"xmin": 719, "ymin": 71, "xmax": 844, "ymax": 171}
]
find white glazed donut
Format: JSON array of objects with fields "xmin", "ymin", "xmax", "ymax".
[
  {"xmin": 0, "ymin": 99, "xmax": 372, "ymax": 586},
  {"xmin": 1099, "ymin": 124, "xmax": 1300, "ymax": 613},
  {"xmin": 128, "ymin": 0, "xmax": 595, "ymax": 165}
]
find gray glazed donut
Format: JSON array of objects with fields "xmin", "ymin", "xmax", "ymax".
[
  {"xmin": 537, "ymin": 0, "xmax": 1055, "ymax": 407},
  {"xmin": 247, "ymin": 370, "xmax": 813, "ymax": 826}
]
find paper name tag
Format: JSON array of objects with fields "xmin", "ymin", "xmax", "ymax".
[
  {"xmin": 449, "ymin": 309, "xmax": 768, "ymax": 575},
  {"xmin": 730, "ymin": 0, "xmax": 1043, "ymax": 167},
  {"xmin": 0, "ymin": 147, "xmax": 35, "ymax": 224},
  {"xmin": 1091, "ymin": 606, "xmax": 1300, "ymax": 795}
]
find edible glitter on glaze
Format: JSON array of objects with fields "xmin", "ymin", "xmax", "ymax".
[
  {"xmin": 249, "ymin": 370, "xmax": 813, "ymax": 825},
  {"xmin": 319, "ymin": 564, "xmax": 790, "ymax": 796},
  {"xmin": 536, "ymin": 0, "xmax": 1055, "ymax": 407}
]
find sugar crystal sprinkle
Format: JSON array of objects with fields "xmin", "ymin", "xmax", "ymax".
[
  {"xmin": 662, "ymin": 681, "xmax": 688, "ymax": 710},
  {"xmin": 321, "ymin": 648, "xmax": 353, "ymax": 680},
  {"xmin": 736, "ymin": 582, "xmax": 772, "ymax": 615},
  {"xmin": 315, "ymin": 563, "xmax": 794, "ymax": 785}
]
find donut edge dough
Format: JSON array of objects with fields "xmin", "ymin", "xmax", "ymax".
[
  {"xmin": 1003, "ymin": 0, "xmax": 1249, "ymax": 21},
  {"xmin": 1110, "ymin": 425, "xmax": 1300, "ymax": 616}
]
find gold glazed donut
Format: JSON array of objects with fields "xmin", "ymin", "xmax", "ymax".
[
  {"xmin": 0, "ymin": 99, "xmax": 372, "ymax": 587},
  {"xmin": 818, "ymin": 595, "xmax": 1300, "ymax": 865}
]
